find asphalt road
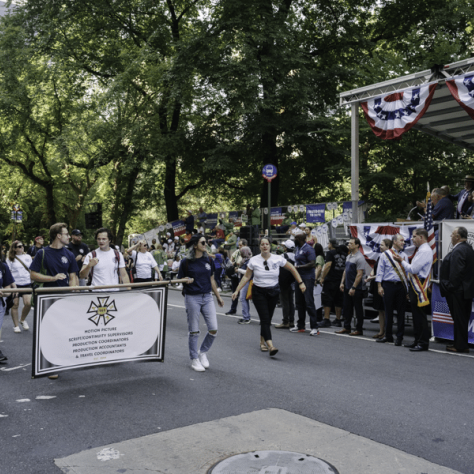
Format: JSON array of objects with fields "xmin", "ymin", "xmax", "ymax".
[{"xmin": 1, "ymin": 289, "xmax": 473, "ymax": 474}]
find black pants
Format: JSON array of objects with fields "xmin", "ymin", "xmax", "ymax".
[
  {"xmin": 445, "ymin": 292, "xmax": 472, "ymax": 352},
  {"xmin": 383, "ymin": 281, "xmax": 407, "ymax": 341},
  {"xmin": 295, "ymin": 277, "xmax": 318, "ymax": 329},
  {"xmin": 134, "ymin": 278, "xmax": 152, "ymax": 283},
  {"xmin": 230, "ymin": 275, "xmax": 239, "ymax": 311},
  {"xmin": 279, "ymin": 284, "xmax": 295, "ymax": 325},
  {"xmin": 343, "ymin": 287, "xmax": 364, "ymax": 332},
  {"xmin": 252, "ymin": 285, "xmax": 280, "ymax": 341},
  {"xmin": 408, "ymin": 284, "xmax": 430, "ymax": 347}
]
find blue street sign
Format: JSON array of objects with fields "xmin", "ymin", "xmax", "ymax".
[{"xmin": 262, "ymin": 164, "xmax": 277, "ymax": 182}]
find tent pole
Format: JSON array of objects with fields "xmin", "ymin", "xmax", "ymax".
[{"xmin": 351, "ymin": 102, "xmax": 360, "ymax": 224}]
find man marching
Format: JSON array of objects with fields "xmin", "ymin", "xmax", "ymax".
[
  {"xmin": 393, "ymin": 229, "xmax": 432, "ymax": 352},
  {"xmin": 376, "ymin": 234, "xmax": 408, "ymax": 346}
]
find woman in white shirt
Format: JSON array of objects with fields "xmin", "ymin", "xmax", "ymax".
[
  {"xmin": 6, "ymin": 241, "xmax": 32, "ymax": 333},
  {"xmin": 232, "ymin": 237, "xmax": 305, "ymax": 356},
  {"xmin": 126, "ymin": 241, "xmax": 163, "ymax": 283}
]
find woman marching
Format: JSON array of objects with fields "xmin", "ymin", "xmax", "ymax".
[
  {"xmin": 6, "ymin": 241, "xmax": 32, "ymax": 333},
  {"xmin": 232, "ymin": 237, "xmax": 306, "ymax": 356},
  {"xmin": 179, "ymin": 234, "xmax": 224, "ymax": 372}
]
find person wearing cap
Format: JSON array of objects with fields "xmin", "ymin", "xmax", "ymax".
[
  {"xmin": 184, "ymin": 210, "xmax": 194, "ymax": 233},
  {"xmin": 275, "ymin": 240, "xmax": 296, "ymax": 329},
  {"xmin": 178, "ymin": 234, "xmax": 224, "ymax": 372},
  {"xmin": 66, "ymin": 230, "xmax": 90, "ymax": 286},
  {"xmin": 450, "ymin": 175, "xmax": 474, "ymax": 218},
  {"xmin": 27, "ymin": 236, "xmax": 44, "ymax": 258}
]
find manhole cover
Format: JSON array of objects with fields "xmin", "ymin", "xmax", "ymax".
[{"xmin": 208, "ymin": 450, "xmax": 339, "ymax": 473}]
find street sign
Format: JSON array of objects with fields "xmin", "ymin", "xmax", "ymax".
[{"xmin": 262, "ymin": 164, "xmax": 277, "ymax": 182}]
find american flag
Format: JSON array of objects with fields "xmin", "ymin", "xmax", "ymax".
[{"xmin": 425, "ymin": 191, "xmax": 437, "ymax": 262}]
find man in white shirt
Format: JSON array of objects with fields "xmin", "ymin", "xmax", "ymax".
[
  {"xmin": 80, "ymin": 228, "xmax": 130, "ymax": 290},
  {"xmin": 393, "ymin": 228, "xmax": 433, "ymax": 352}
]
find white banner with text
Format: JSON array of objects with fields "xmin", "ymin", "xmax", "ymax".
[{"xmin": 33, "ymin": 287, "xmax": 167, "ymax": 377}]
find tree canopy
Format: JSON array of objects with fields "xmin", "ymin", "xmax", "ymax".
[{"xmin": 0, "ymin": 0, "xmax": 473, "ymax": 244}]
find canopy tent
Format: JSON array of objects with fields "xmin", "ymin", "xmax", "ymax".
[{"xmin": 339, "ymin": 57, "xmax": 474, "ymax": 223}]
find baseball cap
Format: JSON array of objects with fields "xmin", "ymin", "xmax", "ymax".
[
  {"xmin": 71, "ymin": 229, "xmax": 82, "ymax": 235},
  {"xmin": 283, "ymin": 240, "xmax": 295, "ymax": 249}
]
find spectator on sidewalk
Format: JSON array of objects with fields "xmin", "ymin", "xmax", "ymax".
[{"xmin": 275, "ymin": 240, "xmax": 296, "ymax": 329}]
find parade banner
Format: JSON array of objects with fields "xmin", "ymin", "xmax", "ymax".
[
  {"xmin": 171, "ymin": 220, "xmax": 186, "ymax": 236},
  {"xmin": 32, "ymin": 287, "xmax": 167, "ymax": 377},
  {"xmin": 270, "ymin": 207, "xmax": 283, "ymax": 225},
  {"xmin": 343, "ymin": 200, "xmax": 365, "ymax": 211},
  {"xmin": 431, "ymin": 282, "xmax": 474, "ymax": 344},
  {"xmin": 229, "ymin": 211, "xmax": 243, "ymax": 227},
  {"xmin": 306, "ymin": 204, "xmax": 326, "ymax": 223},
  {"xmin": 206, "ymin": 213, "xmax": 218, "ymax": 228},
  {"xmin": 350, "ymin": 223, "xmax": 422, "ymax": 266}
]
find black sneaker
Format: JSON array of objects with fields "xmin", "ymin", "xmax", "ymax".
[
  {"xmin": 332, "ymin": 319, "xmax": 342, "ymax": 327},
  {"xmin": 0, "ymin": 350, "xmax": 8, "ymax": 362},
  {"xmin": 238, "ymin": 318, "xmax": 251, "ymax": 324},
  {"xmin": 320, "ymin": 319, "xmax": 332, "ymax": 328}
]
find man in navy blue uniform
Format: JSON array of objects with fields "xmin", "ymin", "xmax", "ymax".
[
  {"xmin": 417, "ymin": 188, "xmax": 454, "ymax": 221},
  {"xmin": 290, "ymin": 233, "xmax": 319, "ymax": 335}
]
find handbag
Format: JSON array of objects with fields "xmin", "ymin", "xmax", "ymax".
[
  {"xmin": 246, "ymin": 280, "xmax": 253, "ymax": 300},
  {"xmin": 225, "ymin": 259, "xmax": 235, "ymax": 277}
]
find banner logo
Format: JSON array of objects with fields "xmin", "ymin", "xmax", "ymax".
[{"xmin": 87, "ymin": 297, "xmax": 118, "ymax": 326}]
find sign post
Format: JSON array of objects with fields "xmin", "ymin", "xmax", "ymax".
[{"xmin": 262, "ymin": 164, "xmax": 277, "ymax": 240}]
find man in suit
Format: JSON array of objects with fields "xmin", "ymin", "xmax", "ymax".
[{"xmin": 439, "ymin": 226, "xmax": 474, "ymax": 353}]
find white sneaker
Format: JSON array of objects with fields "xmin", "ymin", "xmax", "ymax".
[
  {"xmin": 176, "ymin": 284, "xmax": 183, "ymax": 290},
  {"xmin": 199, "ymin": 351, "xmax": 210, "ymax": 369},
  {"xmin": 13, "ymin": 326, "xmax": 21, "ymax": 333},
  {"xmin": 310, "ymin": 329, "xmax": 320, "ymax": 336},
  {"xmin": 217, "ymin": 288, "xmax": 222, "ymax": 292},
  {"xmin": 21, "ymin": 321, "xmax": 29, "ymax": 330},
  {"xmin": 191, "ymin": 358, "xmax": 205, "ymax": 372}
]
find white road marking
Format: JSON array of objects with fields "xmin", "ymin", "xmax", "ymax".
[
  {"xmin": 16, "ymin": 399, "xmax": 30, "ymax": 403},
  {"xmin": 97, "ymin": 447, "xmax": 123, "ymax": 462},
  {"xmin": 12, "ymin": 434, "xmax": 20, "ymax": 437},
  {"xmin": 1, "ymin": 363, "xmax": 31, "ymax": 372},
  {"xmin": 36, "ymin": 396, "xmax": 57, "ymax": 400},
  {"xmin": 0, "ymin": 414, "xmax": 8, "ymax": 418},
  {"xmin": 78, "ymin": 395, "xmax": 85, "ymax": 398}
]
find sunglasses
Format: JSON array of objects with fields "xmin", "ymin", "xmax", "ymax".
[
  {"xmin": 264, "ymin": 261, "xmax": 269, "ymax": 271},
  {"xmin": 199, "ymin": 240, "xmax": 206, "ymax": 244},
  {"xmin": 16, "ymin": 244, "xmax": 23, "ymax": 248}
]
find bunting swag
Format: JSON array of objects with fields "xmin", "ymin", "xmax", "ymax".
[
  {"xmin": 360, "ymin": 83, "xmax": 437, "ymax": 140},
  {"xmin": 446, "ymin": 73, "xmax": 474, "ymax": 120}
]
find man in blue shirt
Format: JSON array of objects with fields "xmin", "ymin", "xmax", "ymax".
[
  {"xmin": 290, "ymin": 233, "xmax": 319, "ymax": 335},
  {"xmin": 376, "ymin": 234, "xmax": 408, "ymax": 345},
  {"xmin": 450, "ymin": 175, "xmax": 474, "ymax": 218}
]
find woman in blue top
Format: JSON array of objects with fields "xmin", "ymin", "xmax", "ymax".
[
  {"xmin": 0, "ymin": 261, "xmax": 15, "ymax": 362},
  {"xmin": 179, "ymin": 234, "xmax": 224, "ymax": 372}
]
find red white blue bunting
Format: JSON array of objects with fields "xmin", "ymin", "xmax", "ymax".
[
  {"xmin": 361, "ymin": 83, "xmax": 438, "ymax": 140},
  {"xmin": 446, "ymin": 73, "xmax": 474, "ymax": 120}
]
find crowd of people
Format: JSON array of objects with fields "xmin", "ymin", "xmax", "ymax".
[{"xmin": 1, "ymin": 182, "xmax": 473, "ymax": 374}]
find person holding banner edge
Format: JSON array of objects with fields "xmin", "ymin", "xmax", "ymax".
[
  {"xmin": 393, "ymin": 229, "xmax": 432, "ymax": 352},
  {"xmin": 179, "ymin": 234, "xmax": 224, "ymax": 372},
  {"xmin": 30, "ymin": 223, "xmax": 80, "ymax": 379}
]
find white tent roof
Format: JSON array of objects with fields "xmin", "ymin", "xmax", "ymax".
[{"xmin": 339, "ymin": 57, "xmax": 474, "ymax": 222}]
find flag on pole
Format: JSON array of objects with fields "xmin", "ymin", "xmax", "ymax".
[{"xmin": 425, "ymin": 190, "xmax": 437, "ymax": 263}]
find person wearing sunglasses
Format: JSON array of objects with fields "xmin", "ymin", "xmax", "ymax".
[
  {"xmin": 126, "ymin": 240, "xmax": 163, "ymax": 283},
  {"xmin": 232, "ymin": 237, "xmax": 305, "ymax": 356},
  {"xmin": 6, "ymin": 241, "xmax": 32, "ymax": 332},
  {"xmin": 178, "ymin": 234, "xmax": 224, "ymax": 372}
]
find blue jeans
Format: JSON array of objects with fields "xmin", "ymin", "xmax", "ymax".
[
  {"xmin": 185, "ymin": 293, "xmax": 218, "ymax": 360},
  {"xmin": 239, "ymin": 280, "xmax": 251, "ymax": 320},
  {"xmin": 0, "ymin": 302, "xmax": 5, "ymax": 331}
]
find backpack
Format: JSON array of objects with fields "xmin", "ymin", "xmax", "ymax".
[{"xmin": 88, "ymin": 249, "xmax": 121, "ymax": 286}]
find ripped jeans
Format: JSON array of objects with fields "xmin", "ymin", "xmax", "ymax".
[{"xmin": 185, "ymin": 293, "xmax": 218, "ymax": 360}]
